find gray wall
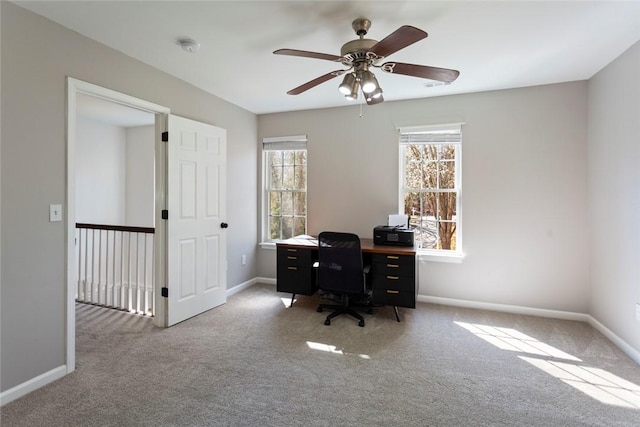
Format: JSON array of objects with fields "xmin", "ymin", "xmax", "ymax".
[
  {"xmin": 588, "ymin": 41, "xmax": 640, "ymax": 353},
  {"xmin": 1, "ymin": 2, "xmax": 257, "ymax": 392},
  {"xmin": 258, "ymin": 82, "xmax": 590, "ymax": 314}
]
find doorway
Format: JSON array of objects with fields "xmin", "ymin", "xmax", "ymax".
[
  {"xmin": 75, "ymin": 93, "xmax": 156, "ymax": 315},
  {"xmin": 66, "ymin": 78, "xmax": 170, "ymax": 374}
]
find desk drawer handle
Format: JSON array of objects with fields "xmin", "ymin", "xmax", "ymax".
[
  {"xmin": 287, "ymin": 256, "xmax": 297, "ymax": 260},
  {"xmin": 287, "ymin": 267, "xmax": 298, "ymax": 271},
  {"xmin": 386, "ymin": 255, "xmax": 399, "ymax": 260},
  {"xmin": 386, "ymin": 290, "xmax": 400, "ymax": 294},
  {"xmin": 287, "ymin": 249, "xmax": 298, "ymax": 253},
  {"xmin": 387, "ymin": 264, "xmax": 399, "ymax": 268},
  {"xmin": 386, "ymin": 276, "xmax": 399, "ymax": 280}
]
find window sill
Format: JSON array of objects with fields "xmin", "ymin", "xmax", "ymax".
[
  {"xmin": 417, "ymin": 251, "xmax": 464, "ymax": 264},
  {"xmin": 259, "ymin": 242, "xmax": 276, "ymax": 250}
]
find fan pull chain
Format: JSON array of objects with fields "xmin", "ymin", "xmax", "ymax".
[{"xmin": 359, "ymin": 102, "xmax": 363, "ymax": 118}]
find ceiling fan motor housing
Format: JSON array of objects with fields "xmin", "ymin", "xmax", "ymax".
[{"xmin": 340, "ymin": 39, "xmax": 378, "ymax": 66}]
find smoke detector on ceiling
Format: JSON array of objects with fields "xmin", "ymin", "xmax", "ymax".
[{"xmin": 178, "ymin": 39, "xmax": 200, "ymax": 53}]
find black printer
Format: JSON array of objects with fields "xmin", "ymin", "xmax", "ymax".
[{"xmin": 373, "ymin": 225, "xmax": 415, "ymax": 247}]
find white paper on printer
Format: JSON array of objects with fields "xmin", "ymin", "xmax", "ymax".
[{"xmin": 388, "ymin": 214, "xmax": 408, "ymax": 227}]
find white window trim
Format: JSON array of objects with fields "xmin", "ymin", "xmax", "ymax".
[
  {"xmin": 398, "ymin": 123, "xmax": 464, "ymax": 262},
  {"xmin": 260, "ymin": 135, "xmax": 308, "ymax": 245}
]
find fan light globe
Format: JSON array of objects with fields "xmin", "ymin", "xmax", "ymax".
[
  {"xmin": 360, "ymin": 71, "xmax": 377, "ymax": 93},
  {"xmin": 339, "ymin": 74, "xmax": 356, "ymax": 95}
]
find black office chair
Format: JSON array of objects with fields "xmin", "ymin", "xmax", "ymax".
[{"xmin": 316, "ymin": 231, "xmax": 371, "ymax": 327}]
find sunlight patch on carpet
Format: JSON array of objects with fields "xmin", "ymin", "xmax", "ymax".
[
  {"xmin": 455, "ymin": 321, "xmax": 640, "ymax": 410},
  {"xmin": 520, "ymin": 356, "xmax": 640, "ymax": 409},
  {"xmin": 454, "ymin": 322, "xmax": 580, "ymax": 361},
  {"xmin": 280, "ymin": 297, "xmax": 294, "ymax": 307},
  {"xmin": 306, "ymin": 341, "xmax": 370, "ymax": 359}
]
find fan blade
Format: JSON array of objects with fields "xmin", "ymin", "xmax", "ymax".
[
  {"xmin": 286, "ymin": 70, "xmax": 347, "ymax": 95},
  {"xmin": 274, "ymin": 48, "xmax": 343, "ymax": 62},
  {"xmin": 369, "ymin": 26, "xmax": 428, "ymax": 59},
  {"xmin": 366, "ymin": 94, "xmax": 384, "ymax": 106},
  {"xmin": 381, "ymin": 62, "xmax": 460, "ymax": 83}
]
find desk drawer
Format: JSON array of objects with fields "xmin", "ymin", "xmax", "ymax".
[
  {"xmin": 372, "ymin": 253, "xmax": 414, "ymax": 268},
  {"xmin": 372, "ymin": 289, "xmax": 415, "ymax": 308},
  {"xmin": 277, "ymin": 247, "xmax": 313, "ymax": 267},
  {"xmin": 372, "ymin": 274, "xmax": 414, "ymax": 293},
  {"xmin": 373, "ymin": 261, "xmax": 414, "ymax": 277},
  {"xmin": 276, "ymin": 265, "xmax": 316, "ymax": 295}
]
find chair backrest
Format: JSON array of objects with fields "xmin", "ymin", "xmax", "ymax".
[{"xmin": 317, "ymin": 231, "xmax": 364, "ymax": 295}]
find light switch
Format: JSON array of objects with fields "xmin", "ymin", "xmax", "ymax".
[{"xmin": 50, "ymin": 204, "xmax": 62, "ymax": 222}]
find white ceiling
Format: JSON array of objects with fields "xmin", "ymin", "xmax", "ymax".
[{"xmin": 14, "ymin": 1, "xmax": 640, "ymax": 115}]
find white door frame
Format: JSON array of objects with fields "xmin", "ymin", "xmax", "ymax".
[{"xmin": 65, "ymin": 77, "xmax": 170, "ymax": 373}]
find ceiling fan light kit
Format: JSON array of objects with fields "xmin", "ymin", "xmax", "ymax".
[{"xmin": 274, "ymin": 17, "xmax": 460, "ymax": 105}]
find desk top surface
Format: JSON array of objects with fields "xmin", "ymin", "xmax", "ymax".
[{"xmin": 277, "ymin": 235, "xmax": 417, "ymax": 256}]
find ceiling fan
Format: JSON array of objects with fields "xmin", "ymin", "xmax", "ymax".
[{"xmin": 274, "ymin": 17, "xmax": 460, "ymax": 105}]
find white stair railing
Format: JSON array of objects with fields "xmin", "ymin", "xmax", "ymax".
[{"xmin": 76, "ymin": 223, "xmax": 155, "ymax": 316}]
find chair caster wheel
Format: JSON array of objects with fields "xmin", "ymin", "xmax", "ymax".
[
  {"xmin": 317, "ymin": 307, "xmax": 323, "ymax": 313},
  {"xmin": 358, "ymin": 320, "xmax": 365, "ymax": 327},
  {"xmin": 324, "ymin": 319, "xmax": 331, "ymax": 325}
]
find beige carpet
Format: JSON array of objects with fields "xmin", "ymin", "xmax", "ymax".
[{"xmin": 2, "ymin": 283, "xmax": 640, "ymax": 426}]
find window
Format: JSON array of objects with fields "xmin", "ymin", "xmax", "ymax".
[
  {"xmin": 399, "ymin": 124, "xmax": 462, "ymax": 255},
  {"xmin": 262, "ymin": 135, "xmax": 307, "ymax": 242}
]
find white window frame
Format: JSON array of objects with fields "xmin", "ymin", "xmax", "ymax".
[
  {"xmin": 398, "ymin": 124, "xmax": 463, "ymax": 262},
  {"xmin": 261, "ymin": 135, "xmax": 308, "ymax": 246}
]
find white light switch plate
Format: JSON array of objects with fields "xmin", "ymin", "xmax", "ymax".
[{"xmin": 50, "ymin": 204, "xmax": 62, "ymax": 222}]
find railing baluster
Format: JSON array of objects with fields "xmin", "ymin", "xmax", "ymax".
[
  {"xmin": 90, "ymin": 229, "xmax": 96, "ymax": 303},
  {"xmin": 120, "ymin": 229, "xmax": 125, "ymax": 310},
  {"xmin": 104, "ymin": 230, "xmax": 109, "ymax": 306},
  {"xmin": 127, "ymin": 232, "xmax": 131, "ymax": 311},
  {"xmin": 111, "ymin": 229, "xmax": 116, "ymax": 307},
  {"xmin": 132, "ymin": 232, "xmax": 138, "ymax": 313},
  {"xmin": 98, "ymin": 229, "xmax": 103, "ymax": 305},
  {"xmin": 77, "ymin": 229, "xmax": 82, "ymax": 300},
  {"xmin": 83, "ymin": 228, "xmax": 89, "ymax": 302},
  {"xmin": 143, "ymin": 233, "xmax": 148, "ymax": 315}
]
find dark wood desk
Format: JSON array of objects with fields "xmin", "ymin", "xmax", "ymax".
[{"xmin": 276, "ymin": 236, "xmax": 417, "ymax": 321}]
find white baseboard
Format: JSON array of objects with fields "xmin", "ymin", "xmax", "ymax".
[
  {"xmin": 587, "ymin": 315, "xmax": 640, "ymax": 365},
  {"xmin": 226, "ymin": 277, "xmax": 276, "ymax": 297},
  {"xmin": 418, "ymin": 295, "xmax": 590, "ymax": 322},
  {"xmin": 418, "ymin": 294, "xmax": 639, "ymax": 365},
  {"xmin": 0, "ymin": 365, "xmax": 67, "ymax": 406}
]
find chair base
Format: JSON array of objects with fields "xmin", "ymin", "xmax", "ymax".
[{"xmin": 317, "ymin": 294, "xmax": 372, "ymax": 327}]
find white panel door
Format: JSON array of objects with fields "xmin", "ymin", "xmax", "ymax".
[{"xmin": 167, "ymin": 115, "xmax": 227, "ymax": 326}]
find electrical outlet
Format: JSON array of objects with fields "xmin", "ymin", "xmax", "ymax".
[
  {"xmin": 241, "ymin": 254, "xmax": 247, "ymax": 266},
  {"xmin": 636, "ymin": 303, "xmax": 640, "ymax": 322}
]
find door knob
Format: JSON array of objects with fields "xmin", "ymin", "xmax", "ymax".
[{"xmin": 220, "ymin": 222, "xmax": 229, "ymax": 229}]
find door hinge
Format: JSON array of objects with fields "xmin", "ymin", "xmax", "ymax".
[
  {"xmin": 162, "ymin": 131, "xmax": 168, "ymax": 142},
  {"xmin": 161, "ymin": 287, "xmax": 168, "ymax": 298},
  {"xmin": 161, "ymin": 210, "xmax": 168, "ymax": 220}
]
